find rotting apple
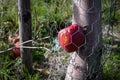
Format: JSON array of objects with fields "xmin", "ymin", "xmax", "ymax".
[
  {"xmin": 12, "ymin": 41, "xmax": 20, "ymax": 57},
  {"xmin": 58, "ymin": 24, "xmax": 85, "ymax": 52}
]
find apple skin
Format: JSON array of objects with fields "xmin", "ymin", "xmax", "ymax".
[
  {"xmin": 58, "ymin": 24, "xmax": 85, "ymax": 52},
  {"xmin": 12, "ymin": 41, "xmax": 20, "ymax": 57}
]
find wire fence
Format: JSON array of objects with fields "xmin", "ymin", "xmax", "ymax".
[
  {"xmin": 0, "ymin": 0, "xmax": 119, "ymax": 80},
  {"xmin": 65, "ymin": 0, "xmax": 102, "ymax": 80}
]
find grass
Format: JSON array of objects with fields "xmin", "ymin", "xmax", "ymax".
[
  {"xmin": 0, "ymin": 0, "xmax": 120, "ymax": 80},
  {"xmin": 0, "ymin": 0, "xmax": 71, "ymax": 79},
  {"xmin": 102, "ymin": 32, "xmax": 120, "ymax": 80},
  {"xmin": 103, "ymin": 46, "xmax": 120, "ymax": 80}
]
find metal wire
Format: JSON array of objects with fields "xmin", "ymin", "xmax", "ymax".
[{"xmin": 0, "ymin": 0, "xmax": 118, "ymax": 80}]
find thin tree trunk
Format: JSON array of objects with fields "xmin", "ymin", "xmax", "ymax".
[
  {"xmin": 18, "ymin": 0, "xmax": 33, "ymax": 73},
  {"xmin": 65, "ymin": 0, "xmax": 102, "ymax": 80}
]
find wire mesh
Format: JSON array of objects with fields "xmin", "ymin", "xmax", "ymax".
[{"xmin": 0, "ymin": 0, "xmax": 119, "ymax": 80}]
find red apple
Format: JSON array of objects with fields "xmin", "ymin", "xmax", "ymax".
[
  {"xmin": 58, "ymin": 24, "xmax": 85, "ymax": 52},
  {"xmin": 12, "ymin": 41, "xmax": 20, "ymax": 57}
]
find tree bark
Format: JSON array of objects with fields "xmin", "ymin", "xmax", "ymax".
[
  {"xmin": 18, "ymin": 0, "xmax": 33, "ymax": 73},
  {"xmin": 65, "ymin": 0, "xmax": 102, "ymax": 80}
]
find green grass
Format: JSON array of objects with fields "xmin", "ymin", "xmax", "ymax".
[
  {"xmin": 0, "ymin": 0, "xmax": 71, "ymax": 79},
  {"xmin": 0, "ymin": 0, "xmax": 120, "ymax": 80},
  {"xmin": 102, "ymin": 35, "xmax": 120, "ymax": 80}
]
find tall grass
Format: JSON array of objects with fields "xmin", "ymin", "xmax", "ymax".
[{"xmin": 0, "ymin": 0, "xmax": 120, "ymax": 80}]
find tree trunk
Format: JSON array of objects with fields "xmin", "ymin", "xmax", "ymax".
[
  {"xmin": 18, "ymin": 0, "xmax": 33, "ymax": 73},
  {"xmin": 65, "ymin": 0, "xmax": 102, "ymax": 80}
]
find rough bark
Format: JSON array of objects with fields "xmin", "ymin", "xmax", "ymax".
[{"xmin": 65, "ymin": 0, "xmax": 102, "ymax": 80}]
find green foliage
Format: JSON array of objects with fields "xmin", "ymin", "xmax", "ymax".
[
  {"xmin": 102, "ymin": 0, "xmax": 120, "ymax": 79},
  {"xmin": 102, "ymin": 36, "xmax": 120, "ymax": 80},
  {"xmin": 0, "ymin": 0, "xmax": 18, "ymax": 39},
  {"xmin": 31, "ymin": 0, "xmax": 72, "ymax": 38},
  {"xmin": 103, "ymin": 53, "xmax": 120, "ymax": 80},
  {"xmin": 0, "ymin": 0, "xmax": 120, "ymax": 79},
  {"xmin": 0, "ymin": 0, "xmax": 71, "ymax": 79},
  {"xmin": 102, "ymin": 0, "xmax": 120, "ymax": 26},
  {"xmin": 0, "ymin": 55, "xmax": 41, "ymax": 80}
]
